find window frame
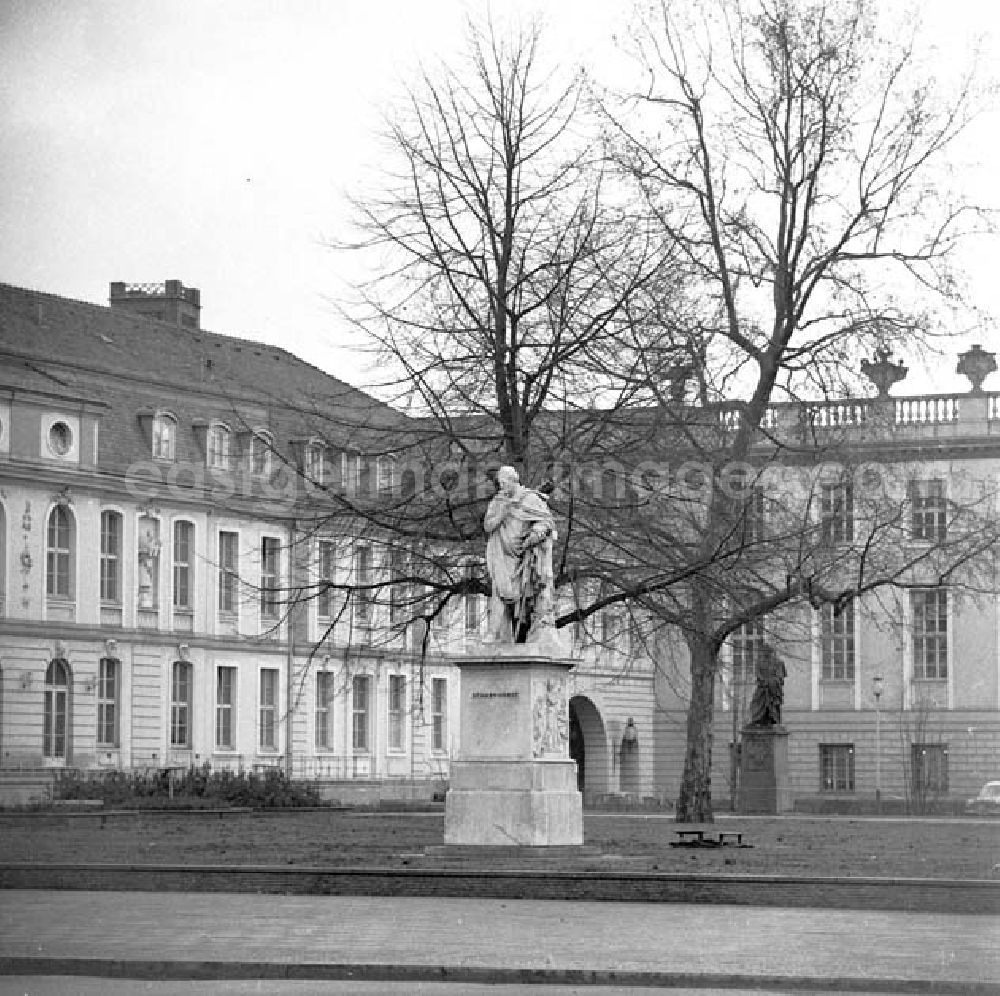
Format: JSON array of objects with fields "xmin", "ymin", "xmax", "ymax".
[
  {"xmin": 152, "ymin": 411, "xmax": 177, "ymax": 461},
  {"xmin": 431, "ymin": 677, "xmax": 447, "ymax": 753},
  {"xmin": 43, "ymin": 657, "xmax": 69, "ymax": 759},
  {"xmin": 730, "ymin": 618, "xmax": 765, "ymax": 684},
  {"xmin": 820, "ymin": 601, "xmax": 855, "ymax": 682},
  {"xmin": 351, "ymin": 673, "xmax": 371, "ymax": 752},
  {"xmin": 170, "ymin": 660, "xmax": 193, "ymax": 748},
  {"xmin": 99, "ymin": 510, "xmax": 123, "ymax": 604},
  {"xmin": 820, "ymin": 480, "xmax": 854, "ymax": 545},
  {"xmin": 911, "ymin": 742, "xmax": 949, "ymax": 794},
  {"xmin": 911, "ymin": 587, "xmax": 948, "ymax": 680},
  {"xmin": 172, "ymin": 520, "xmax": 194, "ymax": 611},
  {"xmin": 260, "ymin": 536, "xmax": 281, "ymax": 620},
  {"xmin": 388, "ymin": 673, "xmax": 406, "ymax": 752},
  {"xmin": 258, "ymin": 667, "xmax": 279, "ymax": 750},
  {"xmin": 218, "ymin": 530, "xmax": 239, "ymax": 615},
  {"xmin": 315, "ymin": 670, "xmax": 335, "ymax": 751},
  {"xmin": 207, "ymin": 422, "xmax": 232, "ymax": 471},
  {"xmin": 96, "ymin": 656, "xmax": 120, "ymax": 747},
  {"xmin": 352, "ymin": 544, "xmax": 373, "ymax": 634},
  {"xmin": 819, "ymin": 743, "xmax": 855, "ymax": 792},
  {"xmin": 250, "ymin": 430, "xmax": 272, "ymax": 477},
  {"xmin": 909, "ymin": 479, "xmax": 948, "ymax": 543},
  {"xmin": 46, "ymin": 505, "xmax": 74, "ymax": 599},
  {"xmin": 215, "ymin": 665, "xmax": 237, "ymax": 750}
]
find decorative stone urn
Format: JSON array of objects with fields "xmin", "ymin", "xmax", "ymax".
[
  {"xmin": 860, "ymin": 347, "xmax": 908, "ymax": 398},
  {"xmin": 956, "ymin": 344, "xmax": 997, "ymax": 394}
]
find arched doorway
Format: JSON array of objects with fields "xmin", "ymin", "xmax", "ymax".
[{"xmin": 568, "ymin": 695, "xmax": 610, "ymax": 800}]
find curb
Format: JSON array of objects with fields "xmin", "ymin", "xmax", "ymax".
[
  {"xmin": 1, "ymin": 957, "xmax": 998, "ymax": 993},
  {"xmin": 2, "ymin": 862, "xmax": 997, "ymax": 913}
]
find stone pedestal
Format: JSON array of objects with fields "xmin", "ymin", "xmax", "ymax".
[
  {"xmin": 739, "ymin": 725, "xmax": 791, "ymax": 814},
  {"xmin": 444, "ymin": 649, "xmax": 583, "ymax": 846}
]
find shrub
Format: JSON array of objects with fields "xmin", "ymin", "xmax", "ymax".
[{"xmin": 53, "ymin": 764, "xmax": 321, "ymax": 809}]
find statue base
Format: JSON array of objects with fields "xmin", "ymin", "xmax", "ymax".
[
  {"xmin": 739, "ymin": 725, "xmax": 791, "ymax": 815},
  {"xmin": 444, "ymin": 651, "xmax": 583, "ymax": 846}
]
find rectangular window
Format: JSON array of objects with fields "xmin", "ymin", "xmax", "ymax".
[
  {"xmin": 910, "ymin": 479, "xmax": 947, "ymax": 542},
  {"xmin": 260, "ymin": 536, "xmax": 280, "ymax": 620},
  {"xmin": 170, "ymin": 660, "xmax": 192, "ymax": 748},
  {"xmin": 731, "ymin": 619, "xmax": 765, "ymax": 683},
  {"xmin": 911, "ymin": 743, "xmax": 949, "ymax": 794},
  {"xmin": 96, "ymin": 657, "xmax": 119, "ymax": 747},
  {"xmin": 305, "ymin": 442, "xmax": 325, "ymax": 484},
  {"xmin": 251, "ymin": 433, "xmax": 271, "ymax": 476},
  {"xmin": 352, "ymin": 674, "xmax": 371, "ymax": 751},
  {"xmin": 911, "ymin": 588, "xmax": 948, "ymax": 679},
  {"xmin": 215, "ymin": 666, "xmax": 236, "ymax": 748},
  {"xmin": 820, "ymin": 744, "xmax": 855, "ymax": 792},
  {"xmin": 377, "ymin": 456, "xmax": 395, "ymax": 497},
  {"xmin": 218, "ymin": 531, "xmax": 238, "ymax": 614},
  {"xmin": 353, "ymin": 545, "xmax": 373, "ymax": 634},
  {"xmin": 343, "ymin": 453, "xmax": 361, "ymax": 495},
  {"xmin": 317, "ymin": 540, "xmax": 336, "ymax": 620},
  {"xmin": 431, "ymin": 677, "xmax": 447, "ymax": 752},
  {"xmin": 821, "ymin": 481, "xmax": 854, "ymax": 544},
  {"xmin": 259, "ymin": 668, "xmax": 278, "ymax": 749},
  {"xmin": 100, "ymin": 511, "xmax": 122, "ymax": 603},
  {"xmin": 388, "ymin": 674, "xmax": 406, "ymax": 751},
  {"xmin": 173, "ymin": 521, "xmax": 193, "ymax": 611},
  {"xmin": 730, "ymin": 469, "xmax": 765, "ymax": 545},
  {"xmin": 208, "ymin": 425, "xmax": 231, "ymax": 470},
  {"xmin": 388, "ymin": 548, "xmax": 410, "ymax": 631},
  {"xmin": 820, "ymin": 601, "xmax": 855, "ymax": 681},
  {"xmin": 315, "ymin": 671, "xmax": 335, "ymax": 750}
]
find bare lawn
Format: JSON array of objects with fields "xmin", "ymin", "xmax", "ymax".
[{"xmin": 2, "ymin": 810, "xmax": 998, "ymax": 880}]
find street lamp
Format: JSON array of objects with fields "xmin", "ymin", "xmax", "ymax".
[{"xmin": 873, "ymin": 674, "xmax": 884, "ymax": 813}]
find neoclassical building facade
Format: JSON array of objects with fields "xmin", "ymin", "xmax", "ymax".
[{"xmin": 0, "ymin": 279, "xmax": 997, "ymax": 807}]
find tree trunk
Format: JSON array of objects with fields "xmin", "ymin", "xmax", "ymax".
[{"xmin": 676, "ymin": 631, "xmax": 717, "ymax": 822}]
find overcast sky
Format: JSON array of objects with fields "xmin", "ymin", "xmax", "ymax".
[{"xmin": 1, "ymin": 0, "xmax": 997, "ymax": 396}]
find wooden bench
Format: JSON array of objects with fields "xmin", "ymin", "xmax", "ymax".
[{"xmin": 671, "ymin": 828, "xmax": 746, "ymax": 847}]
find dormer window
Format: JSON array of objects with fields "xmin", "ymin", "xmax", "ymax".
[
  {"xmin": 207, "ymin": 423, "xmax": 231, "ymax": 470},
  {"xmin": 152, "ymin": 412, "xmax": 176, "ymax": 461},
  {"xmin": 305, "ymin": 441, "xmax": 326, "ymax": 484},
  {"xmin": 251, "ymin": 430, "xmax": 272, "ymax": 477}
]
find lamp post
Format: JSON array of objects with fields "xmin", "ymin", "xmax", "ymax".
[{"xmin": 873, "ymin": 674, "xmax": 884, "ymax": 813}]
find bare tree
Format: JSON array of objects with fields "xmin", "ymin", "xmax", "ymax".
[{"xmin": 593, "ymin": 0, "xmax": 993, "ymax": 820}]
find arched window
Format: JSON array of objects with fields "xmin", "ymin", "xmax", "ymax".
[
  {"xmin": 207, "ymin": 423, "xmax": 231, "ymax": 470},
  {"xmin": 43, "ymin": 658, "xmax": 69, "ymax": 759},
  {"xmin": 100, "ymin": 510, "xmax": 123, "ymax": 604},
  {"xmin": 152, "ymin": 412, "xmax": 176, "ymax": 460},
  {"xmin": 46, "ymin": 505, "xmax": 74, "ymax": 598}
]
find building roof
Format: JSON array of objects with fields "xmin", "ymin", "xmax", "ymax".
[{"xmin": 0, "ymin": 281, "xmax": 408, "ymax": 474}]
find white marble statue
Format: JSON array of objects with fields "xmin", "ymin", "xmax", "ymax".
[{"xmin": 483, "ymin": 465, "xmax": 557, "ymax": 645}]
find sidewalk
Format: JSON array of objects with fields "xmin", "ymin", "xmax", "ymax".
[{"xmin": 1, "ymin": 890, "xmax": 997, "ymax": 993}]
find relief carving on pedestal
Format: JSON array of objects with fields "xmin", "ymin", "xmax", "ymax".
[{"xmin": 532, "ymin": 675, "xmax": 568, "ymax": 758}]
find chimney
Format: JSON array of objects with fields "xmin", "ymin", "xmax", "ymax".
[{"xmin": 109, "ymin": 280, "xmax": 201, "ymax": 329}]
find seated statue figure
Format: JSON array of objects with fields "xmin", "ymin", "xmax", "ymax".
[{"xmin": 483, "ymin": 466, "xmax": 557, "ymax": 644}]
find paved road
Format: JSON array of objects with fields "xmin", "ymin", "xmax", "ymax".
[
  {"xmin": 0, "ymin": 981, "xmax": 907, "ymax": 995},
  {"xmin": 0, "ymin": 891, "xmax": 997, "ymax": 992}
]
